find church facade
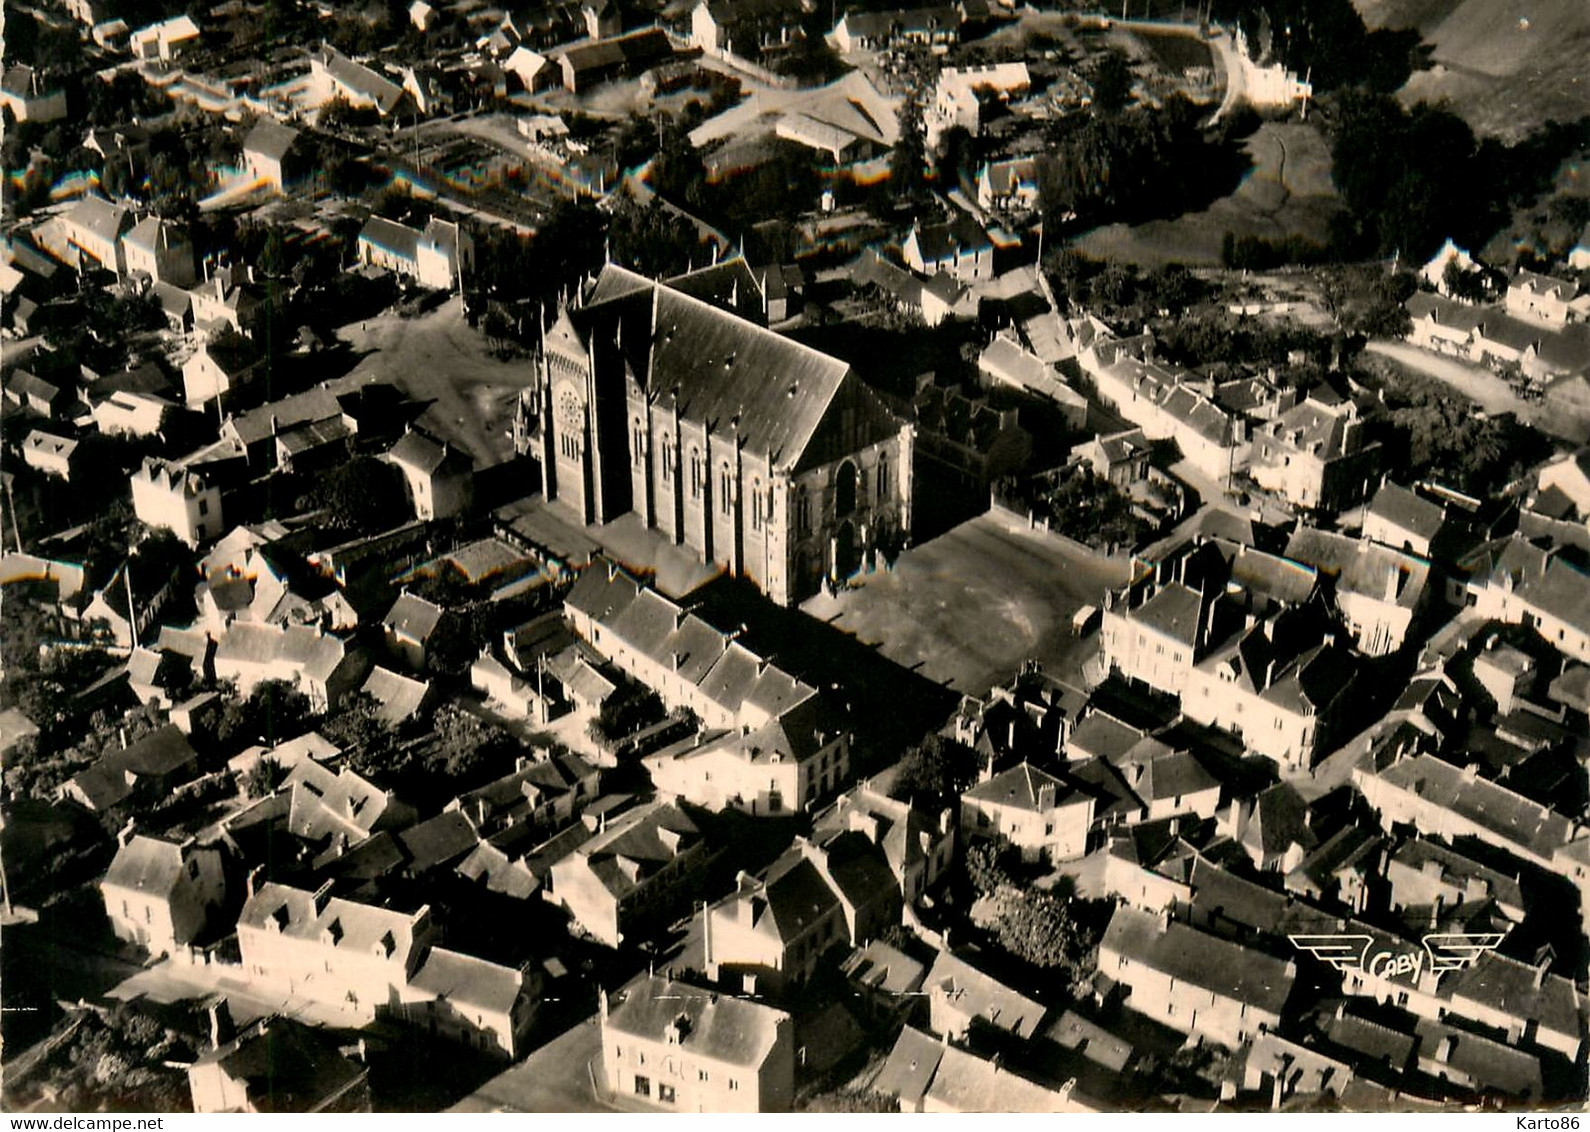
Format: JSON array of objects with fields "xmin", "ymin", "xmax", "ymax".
[{"xmin": 525, "ymin": 263, "xmax": 913, "ymax": 606}]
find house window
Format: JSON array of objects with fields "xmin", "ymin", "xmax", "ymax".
[
  {"xmin": 658, "ymin": 1084, "xmax": 676, "ymax": 1104},
  {"xmin": 634, "ymin": 1075, "xmax": 652, "ymax": 1098},
  {"xmin": 197, "ymin": 498, "xmax": 209, "ymax": 516},
  {"xmin": 729, "ymin": 1080, "xmax": 739, "ymax": 1092},
  {"xmin": 698, "ymin": 1069, "xmax": 709, "ymax": 1082}
]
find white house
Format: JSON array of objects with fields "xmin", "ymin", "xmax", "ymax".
[
  {"xmin": 130, "ymin": 14, "xmax": 201, "ymax": 60},
  {"xmin": 131, "ymin": 458, "xmax": 223, "ymax": 547}
]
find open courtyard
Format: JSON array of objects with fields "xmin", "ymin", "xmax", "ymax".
[{"xmin": 801, "ymin": 511, "xmax": 1133, "ymax": 699}]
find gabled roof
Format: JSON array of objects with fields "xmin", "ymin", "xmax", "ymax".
[
  {"xmin": 243, "ymin": 117, "xmax": 301, "ymax": 162},
  {"xmin": 1367, "ymin": 482, "xmax": 1445, "ymax": 541},
  {"xmin": 567, "ymin": 264, "xmax": 893, "ymax": 473},
  {"xmin": 1515, "ymin": 556, "xmax": 1590, "ymax": 636},
  {"xmin": 103, "ymin": 834, "xmax": 200, "ymax": 896},
  {"xmin": 924, "ymin": 948, "xmax": 1046, "ymax": 1038},
  {"xmin": 1102, "ymin": 905, "xmax": 1295, "ymax": 1014},
  {"xmin": 358, "ymin": 216, "xmax": 421, "ymax": 263},
  {"xmin": 409, "ymin": 946, "xmax": 525, "ymax": 1014},
  {"xmin": 909, "ymin": 213, "xmax": 991, "ymax": 263},
  {"xmin": 1243, "ymin": 782, "xmax": 1317, "ymax": 858},
  {"xmin": 963, "ymin": 761, "xmax": 1081, "ymax": 812},
  {"xmin": 604, "ymin": 975, "xmax": 789, "ymax": 1068},
  {"xmin": 194, "ymin": 1018, "xmax": 367, "ymax": 1113},
  {"xmin": 318, "ymin": 44, "xmax": 404, "ymax": 113},
  {"xmin": 1121, "ymin": 582, "xmax": 1203, "ymax": 647},
  {"xmin": 1443, "ymin": 951, "xmax": 1583, "ymax": 1039},
  {"xmin": 397, "ymin": 811, "xmax": 480, "ymax": 872},
  {"xmin": 64, "ymin": 196, "xmax": 132, "ymax": 246},
  {"xmin": 240, "ymin": 881, "xmax": 424, "ymax": 962},
  {"xmin": 383, "ymin": 592, "xmax": 444, "ymax": 642}
]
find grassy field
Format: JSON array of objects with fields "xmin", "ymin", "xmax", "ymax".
[
  {"xmin": 1073, "ymin": 120, "xmax": 1340, "ymax": 268},
  {"xmin": 1354, "ymin": 0, "xmax": 1590, "ymax": 142}
]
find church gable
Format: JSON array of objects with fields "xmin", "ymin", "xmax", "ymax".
[{"xmin": 795, "ymin": 373, "xmax": 905, "ymax": 473}]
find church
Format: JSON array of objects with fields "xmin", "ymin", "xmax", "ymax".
[{"xmin": 524, "ymin": 261, "xmax": 914, "ymax": 606}]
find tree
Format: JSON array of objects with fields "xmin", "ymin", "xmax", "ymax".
[
  {"xmin": 324, "ymin": 692, "xmax": 402, "ymax": 777},
  {"xmin": 1089, "ymin": 48, "xmax": 1133, "ymax": 114},
  {"xmin": 241, "ymin": 755, "xmax": 287, "ymax": 799},
  {"xmin": 312, "ymin": 457, "xmax": 410, "ymax": 535},
  {"xmin": 609, "ymin": 199, "xmax": 700, "ymax": 279},
  {"xmin": 215, "ymin": 680, "xmax": 312, "ymax": 751},
  {"xmin": 890, "ymin": 734, "xmax": 979, "ymax": 808},
  {"xmin": 890, "ymin": 100, "xmax": 929, "ymax": 206}
]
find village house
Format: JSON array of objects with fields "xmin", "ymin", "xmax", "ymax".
[
  {"xmin": 182, "ymin": 336, "xmax": 264, "ymax": 407},
  {"xmin": 382, "ymin": 592, "xmax": 446, "ymax": 671},
  {"xmin": 602, "ymin": 975, "xmax": 796, "ymax": 1112},
  {"xmin": 4, "ymin": 369, "xmax": 71, "ymax": 419},
  {"xmin": 529, "ymin": 265, "xmax": 913, "ymax": 602},
  {"xmin": 1506, "ymin": 270, "xmax": 1584, "ymax": 328},
  {"xmin": 1087, "ymin": 355, "xmax": 1247, "ymax": 486},
  {"xmin": 553, "ymin": 29, "xmax": 674, "ymax": 94},
  {"xmin": 927, "ymin": 63, "xmax": 1030, "ymax": 144},
  {"xmin": 0, "ymin": 64, "xmax": 68, "ymax": 122},
  {"xmin": 62, "ymin": 196, "xmax": 134, "ymax": 276},
  {"xmin": 703, "ymin": 833, "xmax": 898, "ymax": 996},
  {"xmin": 1470, "ymin": 641, "xmax": 1537, "ymax": 716},
  {"xmin": 1362, "ymin": 482, "xmax": 1447, "ymax": 556},
  {"xmin": 903, "ymin": 215, "xmax": 995, "ymax": 283},
  {"xmin": 1099, "ymin": 579, "xmax": 1205, "ymax": 696},
  {"xmin": 189, "ymin": 1013, "xmax": 373, "ymax": 1113},
  {"xmin": 1512, "ymin": 557, "xmax": 1590, "ymax": 663},
  {"xmin": 130, "ymin": 458, "xmax": 223, "ymax": 548},
  {"xmin": 961, "ymin": 761, "xmax": 1094, "ymax": 862},
  {"xmin": 977, "ymin": 336, "xmax": 1088, "ymax": 429},
  {"xmin": 448, "ymin": 753, "xmax": 601, "ymax": 839},
  {"xmin": 976, "ymin": 157, "xmax": 1042, "ymax": 213},
  {"xmin": 1225, "ymin": 782, "xmax": 1317, "ymax": 873},
  {"xmin": 1072, "ymin": 428, "xmax": 1153, "ymax": 488},
  {"xmin": 61, "ymin": 725, "xmax": 200, "ymax": 812},
  {"xmin": 122, "ymin": 216, "xmax": 196, "ymax": 288},
  {"xmin": 213, "ymin": 622, "xmax": 369, "ymax": 713},
  {"xmin": 1353, "ymin": 753, "xmax": 1585, "ymax": 883},
  {"xmin": 812, "ymin": 780, "xmax": 955, "ymax": 905},
  {"xmin": 923, "ymin": 948, "xmax": 1047, "ymax": 1041},
  {"xmin": 130, "ymin": 14, "xmax": 201, "ymax": 60},
  {"xmin": 692, "ymin": 0, "xmax": 809, "ymax": 59},
  {"xmin": 830, "ymin": 6, "xmax": 961, "ymax": 53},
  {"xmin": 1098, "ymin": 905, "xmax": 1296, "ymax": 1048},
  {"xmin": 1119, "ymin": 743, "xmax": 1221, "ymax": 822},
  {"xmin": 237, "ymin": 882, "xmax": 538, "ymax": 1055},
  {"xmin": 1248, "ymin": 394, "xmax": 1380, "ymax": 513},
  {"xmin": 384, "ymin": 429, "xmax": 473, "ymax": 520},
  {"xmin": 356, "ymin": 217, "xmax": 475, "ymax": 291},
  {"xmin": 101, "ymin": 832, "xmax": 228, "ymax": 957},
  {"xmin": 273, "ymin": 756, "xmax": 415, "ymax": 850},
  {"xmin": 19, "ymin": 430, "xmax": 78, "ymax": 480},
  {"xmin": 242, "ymin": 119, "xmax": 309, "ymax": 192},
  {"xmin": 1441, "ymin": 952, "xmax": 1584, "ymax": 1062},
  {"xmin": 1385, "ymin": 838, "xmax": 1526, "ymax": 924},
  {"xmin": 1283, "ymin": 528, "xmax": 1433, "ymax": 657},
  {"xmin": 190, "ymin": 267, "xmax": 267, "ymax": 340},
  {"xmin": 876, "ymin": 1026, "xmax": 1093, "ymax": 1113},
  {"xmin": 544, "ymin": 799, "xmax": 709, "ymax": 947},
  {"xmin": 313, "ymin": 44, "xmax": 406, "ymax": 115}
]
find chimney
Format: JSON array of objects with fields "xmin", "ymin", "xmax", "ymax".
[
  {"xmin": 206, "ymin": 997, "xmax": 235, "ymax": 1051},
  {"xmin": 1533, "ymin": 960, "xmax": 1549, "ymax": 989},
  {"xmin": 1036, "ymin": 782, "xmax": 1056, "ymax": 811},
  {"xmin": 245, "ymin": 864, "xmax": 263, "ymax": 899},
  {"xmin": 117, "ymin": 818, "xmax": 137, "ymax": 848},
  {"xmin": 1384, "ymin": 564, "xmax": 1402, "ymax": 603},
  {"xmin": 311, "ymin": 879, "xmax": 334, "ymax": 916}
]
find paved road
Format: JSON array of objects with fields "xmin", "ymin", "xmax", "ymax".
[{"xmin": 801, "ymin": 512, "xmax": 1132, "ymax": 698}]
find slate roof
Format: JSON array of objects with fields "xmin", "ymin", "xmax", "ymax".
[
  {"xmin": 1366, "ymin": 483, "xmax": 1445, "ymax": 543},
  {"xmin": 909, "ymin": 213, "xmax": 992, "ymax": 263},
  {"xmin": 565, "ymin": 265, "xmax": 896, "ymax": 474},
  {"xmin": 318, "ymin": 45, "xmax": 404, "ymax": 113},
  {"xmin": 214, "ymin": 622, "xmax": 353, "ymax": 682},
  {"xmin": 388, "ymin": 429, "xmax": 466, "ymax": 476},
  {"xmin": 604, "ymin": 975, "xmax": 789, "ymax": 1068},
  {"xmin": 841, "ymin": 940, "xmax": 926, "ymax": 997},
  {"xmin": 1366, "ymin": 754, "xmax": 1573, "ymax": 861},
  {"xmin": 358, "ymin": 216, "xmax": 421, "ymax": 263},
  {"xmin": 1515, "ymin": 557, "xmax": 1590, "ymax": 637},
  {"xmin": 1101, "ymin": 905, "xmax": 1296, "ymax": 1014},
  {"xmin": 64, "ymin": 196, "xmax": 131, "ymax": 245},
  {"xmin": 577, "ymin": 801, "xmax": 702, "ymax": 899},
  {"xmin": 1443, "ymin": 952, "xmax": 1583, "ymax": 1040},
  {"xmin": 1125, "ymin": 583, "xmax": 1204, "ymax": 648},
  {"xmin": 1413, "ymin": 1017, "xmax": 1542, "ymax": 1098},
  {"xmin": 103, "ymin": 834, "xmax": 192, "ymax": 896},
  {"xmin": 383, "ymin": 592, "xmax": 445, "ymax": 642},
  {"xmin": 193, "ymin": 1018, "xmax": 367, "ymax": 1113},
  {"xmin": 409, "ymin": 946, "xmax": 525, "ymax": 1014},
  {"xmin": 1244, "ymin": 781, "xmax": 1318, "ymax": 859},
  {"xmin": 924, "ymin": 949, "xmax": 1046, "ymax": 1038},
  {"xmin": 68, "ymin": 724, "xmax": 198, "ymax": 809},
  {"xmin": 963, "ymin": 761, "xmax": 1081, "ymax": 812},
  {"xmin": 243, "ymin": 117, "xmax": 301, "ymax": 162}
]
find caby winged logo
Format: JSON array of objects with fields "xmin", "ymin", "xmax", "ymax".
[{"xmin": 1287, "ymin": 932, "xmax": 1506, "ymax": 981}]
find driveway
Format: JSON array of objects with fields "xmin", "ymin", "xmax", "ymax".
[
  {"xmin": 800, "ymin": 512, "xmax": 1132, "ymax": 698},
  {"xmin": 1365, "ymin": 340, "xmax": 1535, "ymax": 417}
]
